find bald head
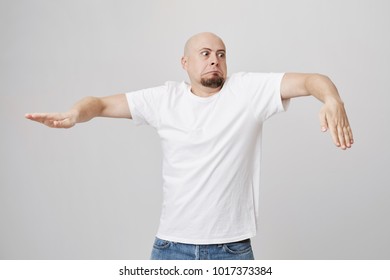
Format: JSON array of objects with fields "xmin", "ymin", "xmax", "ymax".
[{"xmin": 184, "ymin": 32, "xmax": 226, "ymax": 56}]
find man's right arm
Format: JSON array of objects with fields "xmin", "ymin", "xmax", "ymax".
[{"xmin": 25, "ymin": 94, "xmax": 131, "ymax": 128}]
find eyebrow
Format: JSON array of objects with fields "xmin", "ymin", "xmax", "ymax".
[{"xmin": 199, "ymin": 47, "xmax": 226, "ymax": 53}]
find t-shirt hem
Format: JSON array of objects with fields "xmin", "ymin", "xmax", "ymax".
[{"xmin": 155, "ymin": 232, "xmax": 256, "ymax": 245}]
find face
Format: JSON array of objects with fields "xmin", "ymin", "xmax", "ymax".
[{"xmin": 181, "ymin": 33, "xmax": 227, "ymax": 90}]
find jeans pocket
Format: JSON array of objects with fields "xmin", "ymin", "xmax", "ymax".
[
  {"xmin": 153, "ymin": 237, "xmax": 171, "ymax": 250},
  {"xmin": 223, "ymin": 239, "xmax": 252, "ymax": 254}
]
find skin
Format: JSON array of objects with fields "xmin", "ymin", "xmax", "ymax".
[{"xmin": 25, "ymin": 32, "xmax": 353, "ymax": 149}]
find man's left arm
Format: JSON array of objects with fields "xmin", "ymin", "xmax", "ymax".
[{"xmin": 281, "ymin": 73, "xmax": 354, "ymax": 150}]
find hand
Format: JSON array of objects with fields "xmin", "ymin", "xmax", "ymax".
[
  {"xmin": 319, "ymin": 100, "xmax": 354, "ymax": 150},
  {"xmin": 25, "ymin": 111, "xmax": 77, "ymax": 128}
]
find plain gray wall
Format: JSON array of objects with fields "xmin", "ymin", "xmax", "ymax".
[{"xmin": 1, "ymin": 0, "xmax": 389, "ymax": 259}]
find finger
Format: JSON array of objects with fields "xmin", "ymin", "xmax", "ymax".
[
  {"xmin": 346, "ymin": 125, "xmax": 354, "ymax": 145},
  {"xmin": 53, "ymin": 118, "xmax": 74, "ymax": 128},
  {"xmin": 341, "ymin": 110, "xmax": 354, "ymax": 146},
  {"xmin": 337, "ymin": 125, "xmax": 347, "ymax": 150},
  {"xmin": 25, "ymin": 113, "xmax": 53, "ymax": 122},
  {"xmin": 25, "ymin": 113, "xmax": 46, "ymax": 121},
  {"xmin": 342, "ymin": 126, "xmax": 352, "ymax": 148},
  {"xmin": 26, "ymin": 113, "xmax": 65, "ymax": 122},
  {"xmin": 328, "ymin": 123, "xmax": 340, "ymax": 148},
  {"xmin": 26, "ymin": 113, "xmax": 66, "ymax": 127},
  {"xmin": 319, "ymin": 110, "xmax": 328, "ymax": 132}
]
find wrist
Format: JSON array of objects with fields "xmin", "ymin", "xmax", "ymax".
[
  {"xmin": 324, "ymin": 96, "xmax": 344, "ymax": 106},
  {"xmin": 69, "ymin": 109, "xmax": 80, "ymax": 124}
]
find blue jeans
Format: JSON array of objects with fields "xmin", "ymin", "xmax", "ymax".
[{"xmin": 150, "ymin": 237, "xmax": 255, "ymax": 260}]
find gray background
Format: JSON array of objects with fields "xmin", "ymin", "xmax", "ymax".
[{"xmin": 1, "ymin": 0, "xmax": 389, "ymax": 259}]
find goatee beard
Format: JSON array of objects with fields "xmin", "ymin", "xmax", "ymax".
[{"xmin": 201, "ymin": 76, "xmax": 225, "ymax": 88}]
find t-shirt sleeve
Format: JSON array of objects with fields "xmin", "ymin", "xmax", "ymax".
[
  {"xmin": 125, "ymin": 85, "xmax": 166, "ymax": 128},
  {"xmin": 231, "ymin": 72, "xmax": 289, "ymax": 121}
]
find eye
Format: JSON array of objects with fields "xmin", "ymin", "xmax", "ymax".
[
  {"xmin": 217, "ymin": 52, "xmax": 225, "ymax": 58},
  {"xmin": 201, "ymin": 51, "xmax": 209, "ymax": 56}
]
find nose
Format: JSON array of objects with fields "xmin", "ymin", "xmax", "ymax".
[{"xmin": 210, "ymin": 53, "xmax": 219, "ymax": 66}]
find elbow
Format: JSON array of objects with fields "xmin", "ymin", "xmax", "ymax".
[{"xmin": 307, "ymin": 73, "xmax": 331, "ymax": 83}]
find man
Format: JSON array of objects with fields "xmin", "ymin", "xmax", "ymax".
[{"xmin": 25, "ymin": 32, "xmax": 353, "ymax": 260}]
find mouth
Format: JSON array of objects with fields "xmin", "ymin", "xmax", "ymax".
[{"xmin": 203, "ymin": 70, "xmax": 222, "ymax": 76}]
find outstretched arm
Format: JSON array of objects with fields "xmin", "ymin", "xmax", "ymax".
[
  {"xmin": 25, "ymin": 94, "xmax": 131, "ymax": 128},
  {"xmin": 281, "ymin": 73, "xmax": 353, "ymax": 150}
]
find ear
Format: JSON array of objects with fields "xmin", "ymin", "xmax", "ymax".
[{"xmin": 181, "ymin": 56, "xmax": 188, "ymax": 70}]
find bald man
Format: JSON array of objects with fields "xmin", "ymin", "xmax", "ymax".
[{"xmin": 26, "ymin": 32, "xmax": 353, "ymax": 260}]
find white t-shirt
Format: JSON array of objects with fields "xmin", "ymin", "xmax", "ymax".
[{"xmin": 126, "ymin": 72, "xmax": 288, "ymax": 244}]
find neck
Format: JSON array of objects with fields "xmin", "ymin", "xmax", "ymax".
[{"xmin": 190, "ymin": 83, "xmax": 222, "ymax": 98}]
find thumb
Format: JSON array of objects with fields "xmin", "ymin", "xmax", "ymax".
[{"xmin": 53, "ymin": 115, "xmax": 76, "ymax": 128}]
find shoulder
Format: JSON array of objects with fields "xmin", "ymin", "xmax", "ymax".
[
  {"xmin": 226, "ymin": 72, "xmax": 283, "ymax": 91},
  {"xmin": 164, "ymin": 81, "xmax": 188, "ymax": 92},
  {"xmin": 225, "ymin": 72, "xmax": 285, "ymax": 99},
  {"xmin": 228, "ymin": 72, "xmax": 284, "ymax": 83},
  {"xmin": 126, "ymin": 81, "xmax": 185, "ymax": 99}
]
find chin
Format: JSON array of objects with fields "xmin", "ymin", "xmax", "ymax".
[{"xmin": 201, "ymin": 76, "xmax": 225, "ymax": 88}]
